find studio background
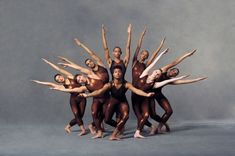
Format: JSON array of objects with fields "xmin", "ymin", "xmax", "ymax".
[{"xmin": 0, "ymin": 0, "xmax": 234, "ymax": 125}]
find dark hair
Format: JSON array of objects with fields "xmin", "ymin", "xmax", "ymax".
[
  {"xmin": 84, "ymin": 58, "xmax": 91, "ymax": 65},
  {"xmin": 170, "ymin": 68, "xmax": 179, "ymax": 74},
  {"xmin": 113, "ymin": 46, "xmax": 122, "ymax": 54},
  {"xmin": 141, "ymin": 49, "xmax": 149, "ymax": 57},
  {"xmin": 113, "ymin": 65, "xmax": 123, "ymax": 72},
  {"xmin": 168, "ymin": 68, "xmax": 179, "ymax": 77},
  {"xmin": 74, "ymin": 73, "xmax": 82, "ymax": 82},
  {"xmin": 54, "ymin": 73, "xmax": 62, "ymax": 82}
]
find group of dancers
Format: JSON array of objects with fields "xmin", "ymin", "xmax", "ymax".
[{"xmin": 32, "ymin": 24, "xmax": 206, "ymax": 140}]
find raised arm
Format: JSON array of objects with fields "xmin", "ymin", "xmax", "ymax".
[
  {"xmin": 42, "ymin": 58, "xmax": 73, "ymax": 79},
  {"xmin": 74, "ymin": 38, "xmax": 105, "ymax": 67},
  {"xmin": 170, "ymin": 77, "xmax": 207, "ymax": 85},
  {"xmin": 140, "ymin": 48, "xmax": 169, "ymax": 78},
  {"xmin": 101, "ymin": 24, "xmax": 112, "ymax": 67},
  {"xmin": 132, "ymin": 27, "xmax": 146, "ymax": 67},
  {"xmin": 123, "ymin": 24, "xmax": 132, "ymax": 67},
  {"xmin": 82, "ymin": 83, "xmax": 111, "ymax": 98},
  {"xmin": 161, "ymin": 49, "xmax": 196, "ymax": 72},
  {"xmin": 31, "ymin": 80, "xmax": 64, "ymax": 88},
  {"xmin": 58, "ymin": 62, "xmax": 100, "ymax": 80},
  {"xmin": 52, "ymin": 85, "xmax": 88, "ymax": 93},
  {"xmin": 126, "ymin": 82, "xmax": 154, "ymax": 97},
  {"xmin": 146, "ymin": 37, "xmax": 165, "ymax": 66},
  {"xmin": 153, "ymin": 75, "xmax": 189, "ymax": 88},
  {"xmin": 58, "ymin": 56, "xmax": 75, "ymax": 64}
]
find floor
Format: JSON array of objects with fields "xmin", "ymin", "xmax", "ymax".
[{"xmin": 1, "ymin": 120, "xmax": 235, "ymax": 156}]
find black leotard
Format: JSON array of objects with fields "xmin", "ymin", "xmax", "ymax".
[{"xmin": 110, "ymin": 81, "xmax": 128, "ymax": 102}]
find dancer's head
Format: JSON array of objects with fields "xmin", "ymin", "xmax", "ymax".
[
  {"xmin": 54, "ymin": 74, "xmax": 65, "ymax": 83},
  {"xmin": 139, "ymin": 50, "xmax": 149, "ymax": 62},
  {"xmin": 149, "ymin": 69, "xmax": 162, "ymax": 81},
  {"xmin": 112, "ymin": 66, "xmax": 123, "ymax": 79},
  {"xmin": 85, "ymin": 58, "xmax": 96, "ymax": 69},
  {"xmin": 74, "ymin": 74, "xmax": 87, "ymax": 84},
  {"xmin": 112, "ymin": 46, "xmax": 122, "ymax": 59},
  {"xmin": 167, "ymin": 68, "xmax": 179, "ymax": 77}
]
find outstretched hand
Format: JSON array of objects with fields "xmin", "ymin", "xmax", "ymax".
[
  {"xmin": 102, "ymin": 24, "xmax": 107, "ymax": 32},
  {"xmin": 58, "ymin": 62, "xmax": 69, "ymax": 68},
  {"xmin": 49, "ymin": 85, "xmax": 63, "ymax": 90},
  {"xmin": 127, "ymin": 24, "xmax": 132, "ymax": 33},
  {"xmin": 147, "ymin": 92, "xmax": 155, "ymax": 97},
  {"xmin": 57, "ymin": 56, "xmax": 70, "ymax": 63},
  {"xmin": 162, "ymin": 48, "xmax": 169, "ymax": 55},
  {"xmin": 187, "ymin": 49, "xmax": 197, "ymax": 57},
  {"xmin": 31, "ymin": 80, "xmax": 40, "ymax": 83},
  {"xmin": 41, "ymin": 58, "xmax": 50, "ymax": 64},
  {"xmin": 141, "ymin": 26, "xmax": 147, "ymax": 36},
  {"xmin": 179, "ymin": 75, "xmax": 190, "ymax": 79},
  {"xmin": 199, "ymin": 77, "xmax": 208, "ymax": 81},
  {"xmin": 74, "ymin": 38, "xmax": 82, "ymax": 46},
  {"xmin": 160, "ymin": 37, "xmax": 166, "ymax": 45},
  {"xmin": 79, "ymin": 93, "xmax": 88, "ymax": 98}
]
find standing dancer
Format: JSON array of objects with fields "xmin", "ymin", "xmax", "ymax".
[
  {"xmin": 58, "ymin": 57, "xmax": 109, "ymax": 138},
  {"xmin": 131, "ymin": 27, "xmax": 166, "ymax": 138},
  {"xmin": 102, "ymin": 24, "xmax": 131, "ymax": 80},
  {"xmin": 140, "ymin": 49, "xmax": 206, "ymax": 133},
  {"xmin": 31, "ymin": 59, "xmax": 93, "ymax": 136},
  {"xmin": 101, "ymin": 24, "xmax": 131, "ymax": 126},
  {"xmin": 74, "ymin": 37, "xmax": 110, "ymax": 131}
]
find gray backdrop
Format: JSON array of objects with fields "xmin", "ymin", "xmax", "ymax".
[{"xmin": 0, "ymin": 0, "xmax": 234, "ymax": 124}]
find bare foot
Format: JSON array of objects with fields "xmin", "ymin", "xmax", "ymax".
[
  {"xmin": 109, "ymin": 135, "xmax": 121, "ymax": 141},
  {"xmin": 88, "ymin": 124, "xmax": 96, "ymax": 135},
  {"xmin": 64, "ymin": 125, "xmax": 71, "ymax": 134},
  {"xmin": 92, "ymin": 130, "xmax": 103, "ymax": 139},
  {"xmin": 155, "ymin": 125, "xmax": 165, "ymax": 134},
  {"xmin": 78, "ymin": 129, "xmax": 86, "ymax": 136},
  {"xmin": 149, "ymin": 124, "xmax": 157, "ymax": 135},
  {"xmin": 134, "ymin": 130, "xmax": 145, "ymax": 139}
]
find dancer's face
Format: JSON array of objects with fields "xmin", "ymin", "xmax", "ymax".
[
  {"xmin": 139, "ymin": 50, "xmax": 149, "ymax": 62},
  {"xmin": 112, "ymin": 47, "xmax": 122, "ymax": 59},
  {"xmin": 151, "ymin": 69, "xmax": 162, "ymax": 80},
  {"xmin": 76, "ymin": 75, "xmax": 87, "ymax": 84},
  {"xmin": 167, "ymin": 68, "xmax": 179, "ymax": 77},
  {"xmin": 55, "ymin": 75, "xmax": 65, "ymax": 83},
  {"xmin": 113, "ymin": 68, "xmax": 123, "ymax": 79},
  {"xmin": 85, "ymin": 59, "xmax": 95, "ymax": 68}
]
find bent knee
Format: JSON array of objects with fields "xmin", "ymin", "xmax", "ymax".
[
  {"xmin": 123, "ymin": 113, "xmax": 129, "ymax": 121},
  {"xmin": 91, "ymin": 111, "xmax": 98, "ymax": 118},
  {"xmin": 143, "ymin": 112, "xmax": 149, "ymax": 119}
]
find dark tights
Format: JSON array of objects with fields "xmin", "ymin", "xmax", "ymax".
[
  {"xmin": 68, "ymin": 95, "xmax": 86, "ymax": 127},
  {"xmin": 144, "ymin": 98, "xmax": 162, "ymax": 127},
  {"xmin": 155, "ymin": 94, "xmax": 173, "ymax": 125},
  {"xmin": 91, "ymin": 97, "xmax": 107, "ymax": 131},
  {"xmin": 105, "ymin": 97, "xmax": 129, "ymax": 131},
  {"xmin": 131, "ymin": 93, "xmax": 150, "ymax": 131}
]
